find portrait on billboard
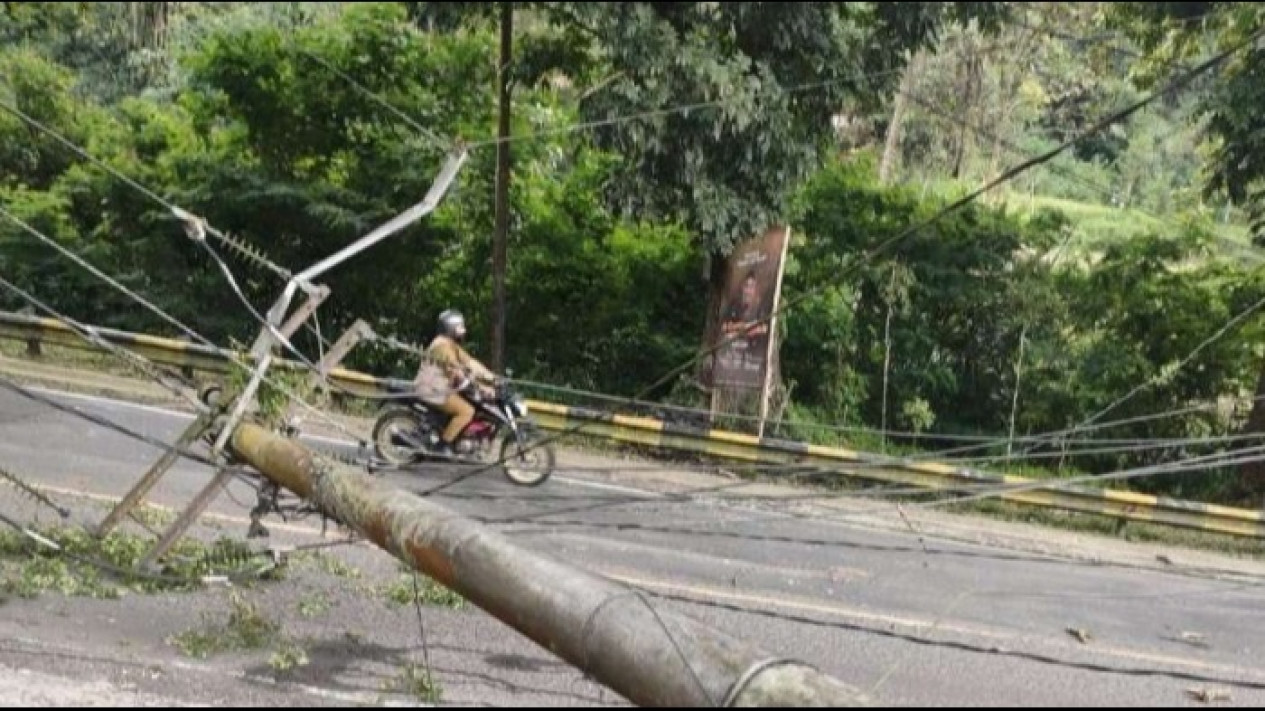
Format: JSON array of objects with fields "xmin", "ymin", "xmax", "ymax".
[{"xmin": 711, "ymin": 226, "xmax": 790, "ymax": 390}]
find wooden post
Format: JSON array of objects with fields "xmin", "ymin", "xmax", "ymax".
[{"xmin": 757, "ymin": 227, "xmax": 792, "ymax": 440}]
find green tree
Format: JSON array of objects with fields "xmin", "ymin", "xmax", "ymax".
[
  {"xmin": 524, "ymin": 4, "xmax": 1006, "ymax": 386},
  {"xmin": 1111, "ymin": 3, "xmax": 1265, "ymax": 498},
  {"xmin": 788, "ymin": 154, "xmax": 1068, "ymax": 439}
]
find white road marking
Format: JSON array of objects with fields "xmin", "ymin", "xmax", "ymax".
[
  {"xmin": 26, "ymin": 385, "xmax": 197, "ymax": 420},
  {"xmin": 552, "ymin": 476, "xmax": 659, "ymax": 497}
]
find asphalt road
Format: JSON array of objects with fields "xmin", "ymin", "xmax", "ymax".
[{"xmin": 2, "ymin": 385, "xmax": 1265, "ymax": 707}]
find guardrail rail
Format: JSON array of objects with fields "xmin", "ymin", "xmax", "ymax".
[{"xmin": 2, "ymin": 310, "xmax": 1261, "ymax": 539}]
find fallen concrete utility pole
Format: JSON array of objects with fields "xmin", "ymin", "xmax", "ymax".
[{"xmin": 225, "ymin": 421, "xmax": 867, "ymax": 707}]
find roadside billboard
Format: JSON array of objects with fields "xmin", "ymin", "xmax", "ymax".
[{"xmin": 710, "ymin": 226, "xmax": 791, "ymax": 390}]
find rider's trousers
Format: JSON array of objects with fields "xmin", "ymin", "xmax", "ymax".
[{"xmin": 437, "ymin": 393, "xmax": 475, "ymax": 444}]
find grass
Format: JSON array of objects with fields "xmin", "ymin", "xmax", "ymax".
[
  {"xmin": 993, "ymin": 191, "xmax": 1265, "ymax": 266},
  {"xmin": 1, "ymin": 553, "xmax": 119, "ymax": 600},
  {"xmin": 1017, "ymin": 194, "xmax": 1168, "ymax": 241},
  {"xmin": 382, "ymin": 567, "xmax": 466, "ymax": 610},
  {"xmin": 296, "ymin": 590, "xmax": 333, "ymax": 619},
  {"xmin": 169, "ymin": 591, "xmax": 279, "ymax": 659},
  {"xmin": 290, "ymin": 551, "xmax": 363, "ymax": 580},
  {"xmin": 130, "ymin": 503, "xmax": 177, "ymax": 531},
  {"xmin": 167, "ymin": 592, "xmax": 311, "ymax": 672},
  {"xmin": 0, "ymin": 339, "xmax": 147, "ymax": 378},
  {"xmin": 0, "ymin": 339, "xmax": 215, "ymax": 400},
  {"xmin": 268, "ymin": 638, "xmax": 311, "ymax": 672},
  {"xmin": 0, "ymin": 524, "xmax": 279, "ymax": 600},
  {"xmin": 383, "ymin": 663, "xmax": 443, "ymax": 703},
  {"xmin": 1021, "ymin": 193, "xmax": 1254, "ymax": 246}
]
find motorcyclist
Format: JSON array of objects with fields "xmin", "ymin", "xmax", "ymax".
[{"xmin": 413, "ymin": 309, "xmax": 497, "ymax": 457}]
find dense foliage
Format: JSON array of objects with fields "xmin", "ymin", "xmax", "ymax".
[{"xmin": 2, "ymin": 2, "xmax": 1264, "ymax": 502}]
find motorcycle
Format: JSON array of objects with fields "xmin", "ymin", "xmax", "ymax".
[{"xmin": 370, "ymin": 371, "xmax": 555, "ymax": 487}]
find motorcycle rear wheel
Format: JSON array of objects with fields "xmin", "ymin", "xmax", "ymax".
[{"xmin": 372, "ymin": 408, "xmax": 427, "ymax": 466}]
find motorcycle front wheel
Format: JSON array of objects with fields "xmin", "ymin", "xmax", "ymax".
[
  {"xmin": 498, "ymin": 427, "xmax": 555, "ymax": 487},
  {"xmin": 372, "ymin": 408, "xmax": 426, "ymax": 466}
]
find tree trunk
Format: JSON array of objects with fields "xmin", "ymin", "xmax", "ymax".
[
  {"xmin": 951, "ymin": 45, "xmax": 980, "ymax": 180},
  {"xmin": 700, "ymin": 252, "xmax": 728, "ymax": 391},
  {"xmin": 880, "ymin": 268, "xmax": 897, "ymax": 454},
  {"xmin": 982, "ymin": 30, "xmax": 1032, "ymax": 205},
  {"xmin": 130, "ymin": 2, "xmax": 170, "ymax": 50},
  {"xmin": 878, "ymin": 52, "xmax": 923, "ymax": 186},
  {"xmin": 490, "ymin": 2, "xmax": 513, "ymax": 372},
  {"xmin": 1006, "ymin": 324, "xmax": 1028, "ymax": 459},
  {"xmin": 950, "ymin": 121, "xmax": 969, "ymax": 180}
]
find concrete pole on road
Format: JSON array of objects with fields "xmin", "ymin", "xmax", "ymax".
[{"xmin": 224, "ymin": 420, "xmax": 868, "ymax": 707}]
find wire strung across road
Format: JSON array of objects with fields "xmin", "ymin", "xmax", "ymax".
[
  {"xmin": 232, "ymin": 305, "xmax": 1265, "ymax": 474},
  {"xmin": 0, "ymin": 99, "xmax": 367, "ymax": 430},
  {"xmin": 0, "ymin": 97, "xmax": 293, "ymax": 281},
  {"xmin": 19, "ymin": 22, "xmax": 1265, "ymax": 693},
  {"xmin": 633, "ymin": 586, "xmax": 1265, "ymax": 692},
  {"xmin": 509, "ymin": 377, "xmax": 1265, "ymax": 458},
  {"xmin": 8, "ymin": 341, "xmax": 1254, "ymax": 543},
  {"xmin": 0, "ymin": 29, "xmax": 1205, "ymax": 493},
  {"xmin": 0, "ymin": 207, "xmax": 372, "ymax": 450},
  {"xmin": 4, "ymin": 340, "xmax": 1263, "ymax": 636},
  {"xmin": 0, "ymin": 265, "xmax": 1254, "ymax": 521},
  {"xmin": 476, "ymin": 443, "xmax": 1265, "ymax": 540},
  {"xmin": 0, "ymin": 276, "xmax": 208, "ymax": 414},
  {"xmin": 404, "ymin": 29, "xmax": 1265, "ymax": 498},
  {"xmin": 3, "ymin": 18, "xmax": 1262, "ymax": 513}
]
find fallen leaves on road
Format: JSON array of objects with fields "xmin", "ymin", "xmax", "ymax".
[
  {"xmin": 1186, "ymin": 687, "xmax": 1232, "ymax": 703},
  {"xmin": 1066, "ymin": 627, "xmax": 1093, "ymax": 644},
  {"xmin": 1161, "ymin": 629, "xmax": 1211, "ymax": 650},
  {"xmin": 1178, "ymin": 631, "xmax": 1210, "ymax": 649}
]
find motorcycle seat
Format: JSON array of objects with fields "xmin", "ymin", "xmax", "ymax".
[{"xmin": 382, "ymin": 378, "xmax": 417, "ymax": 395}]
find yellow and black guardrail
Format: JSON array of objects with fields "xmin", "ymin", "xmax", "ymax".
[{"xmin": 2, "ymin": 310, "xmax": 1263, "ymax": 540}]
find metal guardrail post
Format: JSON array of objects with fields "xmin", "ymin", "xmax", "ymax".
[
  {"xmin": 175, "ymin": 335, "xmax": 196, "ymax": 380},
  {"xmin": 16, "ymin": 305, "xmax": 40, "ymax": 357},
  {"xmin": 224, "ymin": 420, "xmax": 867, "ymax": 707}
]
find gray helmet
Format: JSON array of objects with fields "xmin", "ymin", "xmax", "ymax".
[{"xmin": 437, "ymin": 309, "xmax": 467, "ymax": 341}]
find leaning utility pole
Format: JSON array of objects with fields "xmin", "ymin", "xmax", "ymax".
[
  {"xmin": 224, "ymin": 420, "xmax": 867, "ymax": 707},
  {"xmin": 114, "ymin": 149, "xmax": 469, "ymax": 565}
]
